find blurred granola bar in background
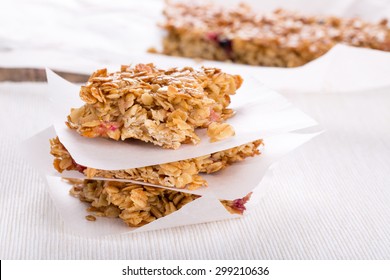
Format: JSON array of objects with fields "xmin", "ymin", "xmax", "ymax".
[{"xmin": 160, "ymin": 2, "xmax": 390, "ymax": 67}]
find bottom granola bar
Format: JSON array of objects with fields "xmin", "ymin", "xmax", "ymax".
[
  {"xmin": 67, "ymin": 179, "xmax": 251, "ymax": 227},
  {"xmin": 51, "ymin": 138, "xmax": 263, "ymax": 190}
]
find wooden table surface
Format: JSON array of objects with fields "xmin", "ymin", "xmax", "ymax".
[{"xmin": 0, "ymin": 67, "xmax": 88, "ymax": 83}]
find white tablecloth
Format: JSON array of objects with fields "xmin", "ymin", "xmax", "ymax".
[{"xmin": 1, "ymin": 0, "xmax": 390, "ymax": 259}]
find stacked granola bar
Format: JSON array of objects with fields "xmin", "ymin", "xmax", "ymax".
[
  {"xmin": 160, "ymin": 2, "xmax": 390, "ymax": 67},
  {"xmin": 51, "ymin": 137, "xmax": 262, "ymax": 190},
  {"xmin": 67, "ymin": 63, "xmax": 242, "ymax": 149},
  {"xmin": 51, "ymin": 63, "xmax": 263, "ymax": 228}
]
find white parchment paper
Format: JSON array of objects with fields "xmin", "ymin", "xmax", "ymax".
[
  {"xmin": 122, "ymin": 44, "xmax": 390, "ymax": 94},
  {"xmin": 47, "ymin": 70, "xmax": 317, "ymax": 170},
  {"xmin": 22, "ymin": 126, "xmax": 320, "ymax": 199},
  {"xmin": 22, "ymin": 60, "xmax": 321, "ymax": 234}
]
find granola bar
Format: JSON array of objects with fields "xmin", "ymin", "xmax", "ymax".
[
  {"xmin": 66, "ymin": 63, "xmax": 243, "ymax": 149},
  {"xmin": 67, "ymin": 179, "xmax": 251, "ymax": 227},
  {"xmin": 160, "ymin": 2, "xmax": 390, "ymax": 67},
  {"xmin": 51, "ymin": 137, "xmax": 263, "ymax": 190},
  {"xmin": 68, "ymin": 179, "xmax": 200, "ymax": 227}
]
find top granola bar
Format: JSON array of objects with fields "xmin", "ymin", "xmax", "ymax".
[
  {"xmin": 67, "ymin": 63, "xmax": 242, "ymax": 149},
  {"xmin": 161, "ymin": 2, "xmax": 390, "ymax": 67}
]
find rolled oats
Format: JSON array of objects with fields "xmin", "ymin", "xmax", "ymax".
[
  {"xmin": 207, "ymin": 122, "xmax": 235, "ymax": 142},
  {"xmin": 85, "ymin": 215, "xmax": 96, "ymax": 222}
]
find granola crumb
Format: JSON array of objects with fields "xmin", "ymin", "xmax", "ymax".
[
  {"xmin": 207, "ymin": 122, "xmax": 235, "ymax": 142},
  {"xmin": 147, "ymin": 47, "xmax": 158, "ymax": 53},
  {"xmin": 221, "ymin": 192, "xmax": 252, "ymax": 215},
  {"xmin": 85, "ymin": 215, "xmax": 97, "ymax": 222}
]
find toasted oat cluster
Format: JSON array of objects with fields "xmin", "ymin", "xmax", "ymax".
[
  {"xmin": 160, "ymin": 2, "xmax": 390, "ymax": 67},
  {"xmin": 50, "ymin": 137, "xmax": 263, "ymax": 190},
  {"xmin": 66, "ymin": 63, "xmax": 242, "ymax": 149},
  {"xmin": 67, "ymin": 179, "xmax": 250, "ymax": 227}
]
